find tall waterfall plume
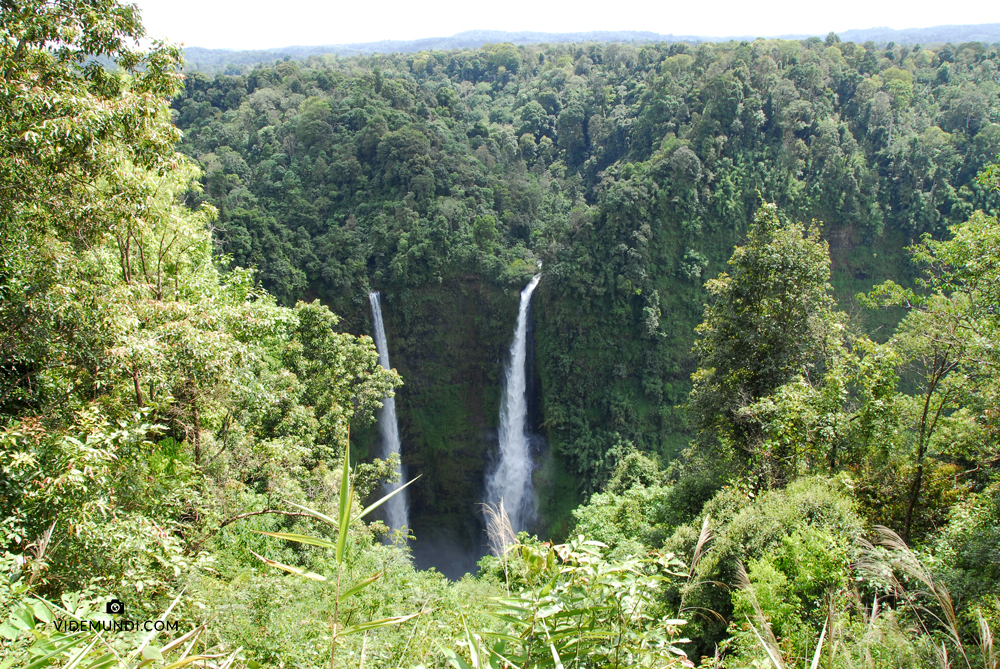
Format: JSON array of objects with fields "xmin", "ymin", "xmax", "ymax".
[
  {"xmin": 486, "ymin": 274, "xmax": 542, "ymax": 534},
  {"xmin": 368, "ymin": 291, "xmax": 408, "ymax": 533}
]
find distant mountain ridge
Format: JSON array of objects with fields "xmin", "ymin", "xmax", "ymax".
[{"xmin": 182, "ymin": 24, "xmax": 1000, "ymax": 71}]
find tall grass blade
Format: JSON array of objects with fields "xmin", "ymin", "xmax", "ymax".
[
  {"xmin": 737, "ymin": 561, "xmax": 786, "ymax": 669},
  {"xmin": 253, "ymin": 531, "xmax": 336, "ymax": 550},
  {"xmin": 463, "ymin": 615, "xmax": 482, "ymax": 668},
  {"xmin": 340, "ymin": 611, "xmax": 421, "ymax": 636},
  {"xmin": 338, "ymin": 573, "xmax": 381, "ymax": 604},
  {"xmin": 354, "ymin": 475, "xmax": 421, "ymax": 522},
  {"xmin": 249, "ymin": 550, "xmax": 327, "ymax": 581},
  {"xmin": 336, "ymin": 438, "xmax": 352, "ymax": 564},
  {"xmin": 809, "ymin": 619, "xmax": 828, "ymax": 669},
  {"xmin": 746, "ymin": 616, "xmax": 786, "ymax": 669},
  {"xmin": 128, "ymin": 587, "xmax": 186, "ymax": 664},
  {"xmin": 158, "ymin": 626, "xmax": 203, "ymax": 656},
  {"xmin": 549, "ymin": 642, "xmax": 565, "ymax": 669},
  {"xmin": 286, "ymin": 501, "xmax": 339, "ymax": 527},
  {"xmin": 161, "ymin": 658, "xmax": 212, "ymax": 669},
  {"xmin": 60, "ymin": 636, "xmax": 99, "ymax": 669}
]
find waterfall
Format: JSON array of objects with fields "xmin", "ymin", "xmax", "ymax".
[
  {"xmin": 486, "ymin": 274, "xmax": 542, "ymax": 534},
  {"xmin": 368, "ymin": 291, "xmax": 408, "ymax": 533}
]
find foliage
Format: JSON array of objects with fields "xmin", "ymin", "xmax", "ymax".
[
  {"xmin": 0, "ymin": 0, "xmax": 184, "ymax": 242},
  {"xmin": 452, "ymin": 536, "xmax": 693, "ymax": 669},
  {"xmin": 242, "ymin": 435, "xmax": 421, "ymax": 667},
  {"xmin": 861, "ymin": 210, "xmax": 1000, "ymax": 541},
  {"xmin": 665, "ymin": 477, "xmax": 863, "ymax": 658},
  {"xmin": 726, "ymin": 527, "xmax": 851, "ymax": 667},
  {"xmin": 0, "ymin": 588, "xmax": 239, "ymax": 669},
  {"xmin": 1, "ymin": 3, "xmax": 407, "ymax": 667},
  {"xmin": 928, "ymin": 483, "xmax": 1000, "ymax": 614}
]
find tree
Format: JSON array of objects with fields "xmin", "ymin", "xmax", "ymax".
[
  {"xmin": 0, "ymin": 0, "xmax": 183, "ymax": 238},
  {"xmin": 0, "ymin": 0, "xmax": 403, "ymax": 604},
  {"xmin": 686, "ymin": 202, "xmax": 845, "ymax": 484},
  {"xmin": 867, "ymin": 209, "xmax": 1000, "ymax": 541},
  {"xmin": 1, "ymin": 0, "xmax": 184, "ymax": 416}
]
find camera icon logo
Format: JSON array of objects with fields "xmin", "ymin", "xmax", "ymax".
[{"xmin": 106, "ymin": 599, "xmax": 125, "ymax": 616}]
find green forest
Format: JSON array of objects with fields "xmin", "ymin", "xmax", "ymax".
[{"xmin": 2, "ymin": 1, "xmax": 999, "ymax": 668}]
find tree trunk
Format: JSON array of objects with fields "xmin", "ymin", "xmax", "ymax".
[
  {"xmin": 132, "ymin": 368, "xmax": 144, "ymax": 408},
  {"xmin": 192, "ymin": 396, "xmax": 201, "ymax": 466},
  {"xmin": 903, "ymin": 461, "xmax": 924, "ymax": 543}
]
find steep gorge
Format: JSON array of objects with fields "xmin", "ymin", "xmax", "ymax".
[{"xmin": 174, "ymin": 37, "xmax": 1000, "ymax": 558}]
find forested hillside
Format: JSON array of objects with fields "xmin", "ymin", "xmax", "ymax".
[
  {"xmin": 2, "ymin": 2, "xmax": 999, "ymax": 668},
  {"xmin": 172, "ymin": 36, "xmax": 1000, "ymax": 530}
]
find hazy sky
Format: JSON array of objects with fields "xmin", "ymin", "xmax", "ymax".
[{"xmin": 133, "ymin": 0, "xmax": 999, "ymax": 50}]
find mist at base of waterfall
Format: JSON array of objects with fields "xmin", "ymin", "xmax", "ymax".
[{"xmin": 409, "ymin": 526, "xmax": 490, "ymax": 580}]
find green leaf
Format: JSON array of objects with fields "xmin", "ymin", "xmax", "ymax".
[
  {"xmin": 338, "ymin": 573, "xmax": 380, "ymax": 603},
  {"xmin": 441, "ymin": 648, "xmax": 473, "ymax": 669},
  {"xmin": 538, "ymin": 573, "xmax": 559, "ymax": 598},
  {"xmin": 254, "ymin": 531, "xmax": 336, "ymax": 550},
  {"xmin": 57, "ymin": 635, "xmax": 99, "ymax": 669},
  {"xmin": 30, "ymin": 600, "xmax": 53, "ymax": 624},
  {"xmin": 79, "ymin": 652, "xmax": 116, "ymax": 669},
  {"xmin": 249, "ymin": 550, "xmax": 326, "ymax": 581},
  {"xmin": 486, "ymin": 613, "xmax": 531, "ymax": 628},
  {"xmin": 22, "ymin": 634, "xmax": 90, "ymax": 669},
  {"xmin": 537, "ymin": 604, "xmax": 563, "ymax": 618},
  {"xmin": 353, "ymin": 475, "xmax": 421, "ymax": 523},
  {"xmin": 0, "ymin": 622, "xmax": 19, "ymax": 641},
  {"xmin": 481, "ymin": 631, "xmax": 522, "ymax": 645},
  {"xmin": 340, "ymin": 611, "xmax": 420, "ymax": 636},
  {"xmin": 142, "ymin": 646, "xmax": 164, "ymax": 662},
  {"xmin": 462, "ymin": 615, "xmax": 481, "ymax": 669},
  {"xmin": 9, "ymin": 609, "xmax": 32, "ymax": 631},
  {"xmin": 286, "ymin": 501, "xmax": 340, "ymax": 528}
]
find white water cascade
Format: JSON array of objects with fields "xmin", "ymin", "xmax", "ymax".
[
  {"xmin": 486, "ymin": 274, "xmax": 542, "ymax": 533},
  {"xmin": 368, "ymin": 291, "xmax": 408, "ymax": 533}
]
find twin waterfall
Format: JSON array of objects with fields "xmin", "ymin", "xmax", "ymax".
[
  {"xmin": 369, "ymin": 275, "xmax": 541, "ymax": 545},
  {"xmin": 368, "ymin": 291, "xmax": 408, "ymax": 533},
  {"xmin": 486, "ymin": 274, "xmax": 542, "ymax": 534}
]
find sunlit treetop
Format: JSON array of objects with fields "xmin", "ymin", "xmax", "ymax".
[{"xmin": 0, "ymin": 0, "xmax": 184, "ymax": 239}]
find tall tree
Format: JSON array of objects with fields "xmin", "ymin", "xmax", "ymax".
[
  {"xmin": 0, "ymin": 0, "xmax": 402, "ymax": 597},
  {"xmin": 868, "ymin": 208, "xmax": 1000, "ymax": 541},
  {"xmin": 686, "ymin": 202, "xmax": 845, "ymax": 484}
]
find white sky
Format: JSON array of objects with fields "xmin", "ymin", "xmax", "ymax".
[{"xmin": 133, "ymin": 0, "xmax": 1000, "ymax": 50}]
